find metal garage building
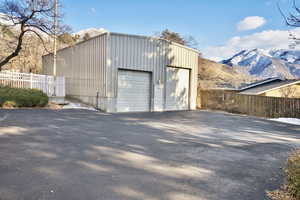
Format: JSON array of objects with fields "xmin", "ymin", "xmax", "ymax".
[{"xmin": 43, "ymin": 32, "xmax": 199, "ymax": 112}]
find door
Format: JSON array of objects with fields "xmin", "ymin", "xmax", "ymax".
[
  {"xmin": 165, "ymin": 67, "xmax": 190, "ymax": 111},
  {"xmin": 117, "ymin": 70, "xmax": 151, "ymax": 112}
]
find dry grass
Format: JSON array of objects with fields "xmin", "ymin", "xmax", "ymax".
[
  {"xmin": 46, "ymin": 102, "xmax": 63, "ymax": 110},
  {"xmin": 267, "ymin": 188, "xmax": 296, "ymax": 200},
  {"xmin": 268, "ymin": 149, "xmax": 300, "ymax": 200},
  {"xmin": 198, "ymin": 58, "xmax": 254, "ymax": 89}
]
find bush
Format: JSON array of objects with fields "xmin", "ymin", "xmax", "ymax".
[{"xmin": 0, "ymin": 86, "xmax": 48, "ymax": 108}]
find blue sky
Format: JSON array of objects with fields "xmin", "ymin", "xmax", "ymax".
[{"xmin": 62, "ymin": 0, "xmax": 297, "ymax": 59}]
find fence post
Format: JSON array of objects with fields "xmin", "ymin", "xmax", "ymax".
[
  {"xmin": 45, "ymin": 75, "xmax": 47, "ymax": 95},
  {"xmin": 30, "ymin": 73, "xmax": 33, "ymax": 89},
  {"xmin": 96, "ymin": 92, "xmax": 99, "ymax": 109}
]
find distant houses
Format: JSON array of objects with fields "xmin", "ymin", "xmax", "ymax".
[
  {"xmin": 239, "ymin": 78, "xmax": 300, "ymax": 98},
  {"xmin": 199, "ymin": 77, "xmax": 300, "ymax": 99}
]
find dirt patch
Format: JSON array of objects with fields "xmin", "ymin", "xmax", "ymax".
[{"xmin": 46, "ymin": 102, "xmax": 63, "ymax": 110}]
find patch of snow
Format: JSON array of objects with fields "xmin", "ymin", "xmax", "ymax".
[
  {"xmin": 0, "ymin": 13, "xmax": 13, "ymax": 25},
  {"xmin": 63, "ymin": 101, "xmax": 98, "ymax": 111},
  {"xmin": 270, "ymin": 118, "xmax": 300, "ymax": 126}
]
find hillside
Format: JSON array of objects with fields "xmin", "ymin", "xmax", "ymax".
[
  {"xmin": 0, "ymin": 23, "xmax": 51, "ymax": 73},
  {"xmin": 0, "ymin": 21, "xmax": 107, "ymax": 73},
  {"xmin": 222, "ymin": 49, "xmax": 300, "ymax": 79},
  {"xmin": 198, "ymin": 58, "xmax": 254, "ymax": 89}
]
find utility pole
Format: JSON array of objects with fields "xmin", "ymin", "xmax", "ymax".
[
  {"xmin": 53, "ymin": 0, "xmax": 58, "ymax": 77},
  {"xmin": 52, "ymin": 0, "xmax": 58, "ymax": 96}
]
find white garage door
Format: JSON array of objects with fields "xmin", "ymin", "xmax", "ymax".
[
  {"xmin": 165, "ymin": 67, "xmax": 190, "ymax": 111},
  {"xmin": 117, "ymin": 70, "xmax": 151, "ymax": 112}
]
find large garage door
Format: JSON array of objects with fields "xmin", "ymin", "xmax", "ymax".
[
  {"xmin": 117, "ymin": 70, "xmax": 151, "ymax": 112},
  {"xmin": 165, "ymin": 67, "xmax": 190, "ymax": 111}
]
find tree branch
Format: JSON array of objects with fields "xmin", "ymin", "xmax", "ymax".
[
  {"xmin": 25, "ymin": 29, "xmax": 51, "ymax": 54},
  {"xmin": 0, "ymin": 23, "xmax": 27, "ymax": 69}
]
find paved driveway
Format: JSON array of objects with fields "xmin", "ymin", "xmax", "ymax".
[{"xmin": 0, "ymin": 109, "xmax": 299, "ymax": 200}]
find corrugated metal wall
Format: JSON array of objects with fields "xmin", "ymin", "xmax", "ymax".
[
  {"xmin": 168, "ymin": 43, "xmax": 199, "ymax": 109},
  {"xmin": 43, "ymin": 33, "xmax": 108, "ymax": 99},
  {"xmin": 108, "ymin": 33, "xmax": 199, "ymax": 110},
  {"xmin": 43, "ymin": 32, "xmax": 199, "ymax": 111},
  {"xmin": 107, "ymin": 33, "xmax": 167, "ymax": 98}
]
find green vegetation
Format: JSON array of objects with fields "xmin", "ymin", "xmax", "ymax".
[
  {"xmin": 0, "ymin": 87, "xmax": 48, "ymax": 108},
  {"xmin": 268, "ymin": 149, "xmax": 300, "ymax": 200}
]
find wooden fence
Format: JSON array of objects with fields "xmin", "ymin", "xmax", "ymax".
[
  {"xmin": 0, "ymin": 71, "xmax": 65, "ymax": 97},
  {"xmin": 198, "ymin": 90, "xmax": 300, "ymax": 118}
]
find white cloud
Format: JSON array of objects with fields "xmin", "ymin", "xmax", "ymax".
[
  {"xmin": 90, "ymin": 8, "xmax": 96, "ymax": 13},
  {"xmin": 202, "ymin": 28, "xmax": 300, "ymax": 61},
  {"xmin": 237, "ymin": 16, "xmax": 267, "ymax": 31}
]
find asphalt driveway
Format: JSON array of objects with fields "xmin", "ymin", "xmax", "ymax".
[{"xmin": 0, "ymin": 109, "xmax": 299, "ymax": 200}]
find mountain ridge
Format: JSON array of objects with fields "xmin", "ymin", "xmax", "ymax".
[{"xmin": 221, "ymin": 48, "xmax": 300, "ymax": 79}]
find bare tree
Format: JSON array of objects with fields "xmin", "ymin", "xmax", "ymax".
[
  {"xmin": 280, "ymin": 0, "xmax": 300, "ymax": 27},
  {"xmin": 279, "ymin": 0, "xmax": 300, "ymax": 47},
  {"xmin": 159, "ymin": 29, "xmax": 186, "ymax": 45},
  {"xmin": 184, "ymin": 35, "xmax": 199, "ymax": 50},
  {"xmin": 58, "ymin": 32, "xmax": 78, "ymax": 45},
  {"xmin": 0, "ymin": 0, "xmax": 69, "ymax": 71},
  {"xmin": 279, "ymin": 86, "xmax": 297, "ymax": 98},
  {"xmin": 83, "ymin": 32, "xmax": 91, "ymax": 41},
  {"xmin": 158, "ymin": 29, "xmax": 199, "ymax": 50}
]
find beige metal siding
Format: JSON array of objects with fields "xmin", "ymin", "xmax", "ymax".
[
  {"xmin": 108, "ymin": 33, "xmax": 198, "ymax": 110},
  {"xmin": 108, "ymin": 33, "xmax": 167, "ymax": 98},
  {"xmin": 117, "ymin": 70, "xmax": 151, "ymax": 112},
  {"xmin": 42, "ymin": 34, "xmax": 108, "ymax": 100},
  {"xmin": 168, "ymin": 43, "xmax": 199, "ymax": 110},
  {"xmin": 43, "ymin": 32, "xmax": 198, "ymax": 112},
  {"xmin": 165, "ymin": 67, "xmax": 190, "ymax": 111}
]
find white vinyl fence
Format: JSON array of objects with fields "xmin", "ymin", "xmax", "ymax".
[{"xmin": 0, "ymin": 71, "xmax": 65, "ymax": 97}]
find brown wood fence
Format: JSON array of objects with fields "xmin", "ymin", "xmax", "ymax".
[{"xmin": 198, "ymin": 90, "xmax": 300, "ymax": 118}]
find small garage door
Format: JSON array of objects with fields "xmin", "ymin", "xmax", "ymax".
[
  {"xmin": 165, "ymin": 67, "xmax": 190, "ymax": 111},
  {"xmin": 117, "ymin": 70, "xmax": 151, "ymax": 112}
]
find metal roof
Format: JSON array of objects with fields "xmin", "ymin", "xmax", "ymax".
[
  {"xmin": 239, "ymin": 77, "xmax": 283, "ymax": 91},
  {"xmin": 239, "ymin": 80, "xmax": 300, "ymax": 95}
]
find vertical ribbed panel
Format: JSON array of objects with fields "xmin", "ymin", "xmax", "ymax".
[
  {"xmin": 108, "ymin": 34, "xmax": 168, "ymax": 97},
  {"xmin": 42, "ymin": 32, "xmax": 199, "ymax": 111},
  {"xmin": 42, "ymin": 33, "xmax": 108, "ymax": 98},
  {"xmin": 168, "ymin": 43, "xmax": 199, "ymax": 109},
  {"xmin": 108, "ymin": 33, "xmax": 198, "ymax": 109}
]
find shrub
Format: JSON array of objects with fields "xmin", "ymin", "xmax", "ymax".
[{"xmin": 0, "ymin": 86, "xmax": 48, "ymax": 108}]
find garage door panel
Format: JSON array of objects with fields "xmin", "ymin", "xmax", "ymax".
[
  {"xmin": 165, "ymin": 67, "xmax": 189, "ymax": 111},
  {"xmin": 117, "ymin": 70, "xmax": 151, "ymax": 112}
]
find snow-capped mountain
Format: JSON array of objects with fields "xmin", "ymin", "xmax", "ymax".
[
  {"xmin": 222, "ymin": 49, "xmax": 300, "ymax": 79},
  {"xmin": 0, "ymin": 13, "xmax": 12, "ymax": 26}
]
